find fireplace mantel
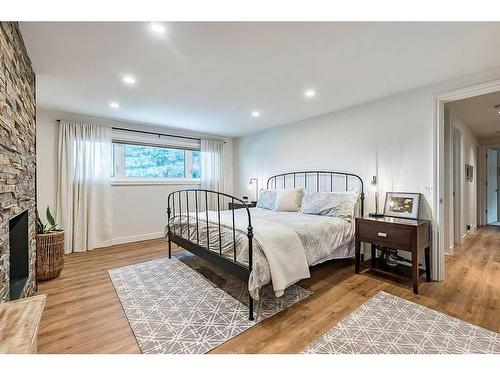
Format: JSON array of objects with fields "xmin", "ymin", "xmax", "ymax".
[{"xmin": 0, "ymin": 294, "xmax": 46, "ymax": 353}]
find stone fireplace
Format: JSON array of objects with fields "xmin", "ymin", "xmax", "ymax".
[{"xmin": 0, "ymin": 22, "xmax": 37, "ymax": 302}]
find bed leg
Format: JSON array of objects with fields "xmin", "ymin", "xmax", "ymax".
[
  {"xmin": 167, "ymin": 205, "xmax": 172, "ymax": 259},
  {"xmin": 249, "ymin": 294, "xmax": 254, "ymax": 321},
  {"xmin": 168, "ymin": 234, "xmax": 172, "ymax": 259}
]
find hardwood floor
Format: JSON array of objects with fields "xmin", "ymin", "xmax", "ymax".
[{"xmin": 36, "ymin": 226, "xmax": 500, "ymax": 353}]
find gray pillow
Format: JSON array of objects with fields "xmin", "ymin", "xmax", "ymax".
[
  {"xmin": 256, "ymin": 189, "xmax": 277, "ymax": 210},
  {"xmin": 300, "ymin": 191, "xmax": 359, "ymax": 218}
]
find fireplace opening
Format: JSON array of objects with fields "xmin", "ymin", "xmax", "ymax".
[{"xmin": 9, "ymin": 209, "xmax": 29, "ymax": 300}]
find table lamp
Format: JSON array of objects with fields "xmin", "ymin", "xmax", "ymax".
[{"xmin": 369, "ymin": 175, "xmax": 384, "ymax": 217}]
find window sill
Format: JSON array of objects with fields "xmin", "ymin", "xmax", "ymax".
[{"xmin": 111, "ymin": 179, "xmax": 201, "ymax": 186}]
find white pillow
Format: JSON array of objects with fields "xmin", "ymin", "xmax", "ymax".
[
  {"xmin": 300, "ymin": 190, "xmax": 359, "ymax": 218},
  {"xmin": 274, "ymin": 188, "xmax": 304, "ymax": 212},
  {"xmin": 256, "ymin": 189, "xmax": 277, "ymax": 210}
]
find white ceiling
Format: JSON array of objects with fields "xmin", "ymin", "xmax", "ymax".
[
  {"xmin": 446, "ymin": 91, "xmax": 500, "ymax": 137},
  {"xmin": 20, "ymin": 22, "xmax": 500, "ymax": 137}
]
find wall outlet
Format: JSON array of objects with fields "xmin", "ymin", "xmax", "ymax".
[{"xmin": 421, "ymin": 185, "xmax": 433, "ymax": 195}]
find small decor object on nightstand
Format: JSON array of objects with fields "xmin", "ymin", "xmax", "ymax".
[
  {"xmin": 384, "ymin": 192, "xmax": 421, "ymax": 219},
  {"xmin": 386, "ymin": 249, "xmax": 399, "ymax": 267}
]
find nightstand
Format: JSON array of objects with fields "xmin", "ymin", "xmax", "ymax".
[
  {"xmin": 355, "ymin": 216, "xmax": 431, "ymax": 294},
  {"xmin": 228, "ymin": 201, "xmax": 256, "ymax": 210}
]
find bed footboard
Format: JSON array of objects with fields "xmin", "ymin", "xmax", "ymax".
[{"xmin": 167, "ymin": 189, "xmax": 255, "ymax": 321}]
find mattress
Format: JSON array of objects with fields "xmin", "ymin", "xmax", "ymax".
[{"xmin": 169, "ymin": 207, "xmax": 355, "ymax": 299}]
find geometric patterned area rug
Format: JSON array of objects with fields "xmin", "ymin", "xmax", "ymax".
[
  {"xmin": 108, "ymin": 255, "xmax": 311, "ymax": 354},
  {"xmin": 303, "ymin": 291, "xmax": 500, "ymax": 354}
]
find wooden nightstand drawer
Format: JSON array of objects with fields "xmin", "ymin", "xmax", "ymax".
[{"xmin": 357, "ymin": 221, "xmax": 412, "ymax": 249}]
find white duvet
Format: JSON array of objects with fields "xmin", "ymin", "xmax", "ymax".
[{"xmin": 169, "ymin": 207, "xmax": 354, "ymax": 299}]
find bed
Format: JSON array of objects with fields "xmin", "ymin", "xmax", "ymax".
[{"xmin": 167, "ymin": 171, "xmax": 365, "ymax": 321}]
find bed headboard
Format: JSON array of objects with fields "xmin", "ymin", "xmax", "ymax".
[{"xmin": 266, "ymin": 170, "xmax": 365, "ymax": 216}]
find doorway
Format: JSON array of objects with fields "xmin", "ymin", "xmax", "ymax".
[
  {"xmin": 437, "ymin": 84, "xmax": 500, "ymax": 278},
  {"xmin": 434, "ymin": 79, "xmax": 500, "ymax": 281},
  {"xmin": 486, "ymin": 147, "xmax": 499, "ymax": 225}
]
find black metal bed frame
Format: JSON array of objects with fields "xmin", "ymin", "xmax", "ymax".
[{"xmin": 167, "ymin": 171, "xmax": 364, "ymax": 321}]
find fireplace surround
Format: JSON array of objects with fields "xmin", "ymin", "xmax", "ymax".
[{"xmin": 0, "ymin": 22, "xmax": 37, "ymax": 302}]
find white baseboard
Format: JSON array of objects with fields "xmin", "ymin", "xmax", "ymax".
[
  {"xmin": 112, "ymin": 231, "xmax": 164, "ymax": 246},
  {"xmin": 445, "ymin": 245, "xmax": 454, "ymax": 256}
]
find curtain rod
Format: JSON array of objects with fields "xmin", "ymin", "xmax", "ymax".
[{"xmin": 56, "ymin": 120, "xmax": 226, "ymax": 143}]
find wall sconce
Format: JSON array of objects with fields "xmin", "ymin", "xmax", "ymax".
[
  {"xmin": 248, "ymin": 178, "xmax": 259, "ymax": 202},
  {"xmin": 369, "ymin": 175, "xmax": 384, "ymax": 217}
]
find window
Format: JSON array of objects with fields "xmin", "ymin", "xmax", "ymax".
[{"xmin": 112, "ymin": 142, "xmax": 201, "ymax": 184}]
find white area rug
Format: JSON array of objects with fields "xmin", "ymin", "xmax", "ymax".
[
  {"xmin": 109, "ymin": 257, "xmax": 311, "ymax": 354},
  {"xmin": 303, "ymin": 291, "xmax": 500, "ymax": 354}
]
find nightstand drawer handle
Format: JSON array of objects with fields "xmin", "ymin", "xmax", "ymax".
[{"xmin": 377, "ymin": 232, "xmax": 388, "ymax": 238}]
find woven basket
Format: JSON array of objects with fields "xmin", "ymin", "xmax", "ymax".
[{"xmin": 36, "ymin": 231, "xmax": 65, "ymax": 281}]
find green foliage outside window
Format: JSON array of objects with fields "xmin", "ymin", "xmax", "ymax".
[{"xmin": 113, "ymin": 143, "xmax": 201, "ymax": 179}]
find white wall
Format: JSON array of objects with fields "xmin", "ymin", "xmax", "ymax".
[
  {"xmin": 234, "ymin": 87, "xmax": 436, "ymax": 218},
  {"xmin": 457, "ymin": 114, "xmax": 478, "ymax": 236},
  {"xmin": 36, "ymin": 108, "xmax": 233, "ymax": 245},
  {"xmin": 443, "ymin": 109, "xmax": 452, "ymax": 252},
  {"xmin": 447, "ymin": 111, "xmax": 478, "ymax": 245},
  {"xmin": 36, "ymin": 109, "xmax": 58, "ymax": 214},
  {"xmin": 498, "ymin": 150, "xmax": 500, "ymax": 220}
]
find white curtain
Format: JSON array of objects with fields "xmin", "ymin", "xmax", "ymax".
[
  {"xmin": 55, "ymin": 120, "xmax": 112, "ymax": 253},
  {"xmin": 201, "ymin": 139, "xmax": 225, "ymax": 209}
]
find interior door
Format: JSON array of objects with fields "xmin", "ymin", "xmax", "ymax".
[{"xmin": 487, "ymin": 148, "xmax": 498, "ymax": 224}]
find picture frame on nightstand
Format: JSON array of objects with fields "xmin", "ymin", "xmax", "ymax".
[{"xmin": 383, "ymin": 192, "xmax": 421, "ymax": 220}]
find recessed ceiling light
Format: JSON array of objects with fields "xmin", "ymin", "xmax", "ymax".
[
  {"xmin": 110, "ymin": 101, "xmax": 120, "ymax": 109},
  {"xmin": 122, "ymin": 75, "xmax": 136, "ymax": 85},
  {"xmin": 304, "ymin": 89, "xmax": 316, "ymax": 98},
  {"xmin": 251, "ymin": 110, "xmax": 260, "ymax": 118},
  {"xmin": 150, "ymin": 23, "xmax": 166, "ymax": 34},
  {"xmin": 495, "ymin": 104, "xmax": 500, "ymax": 114}
]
